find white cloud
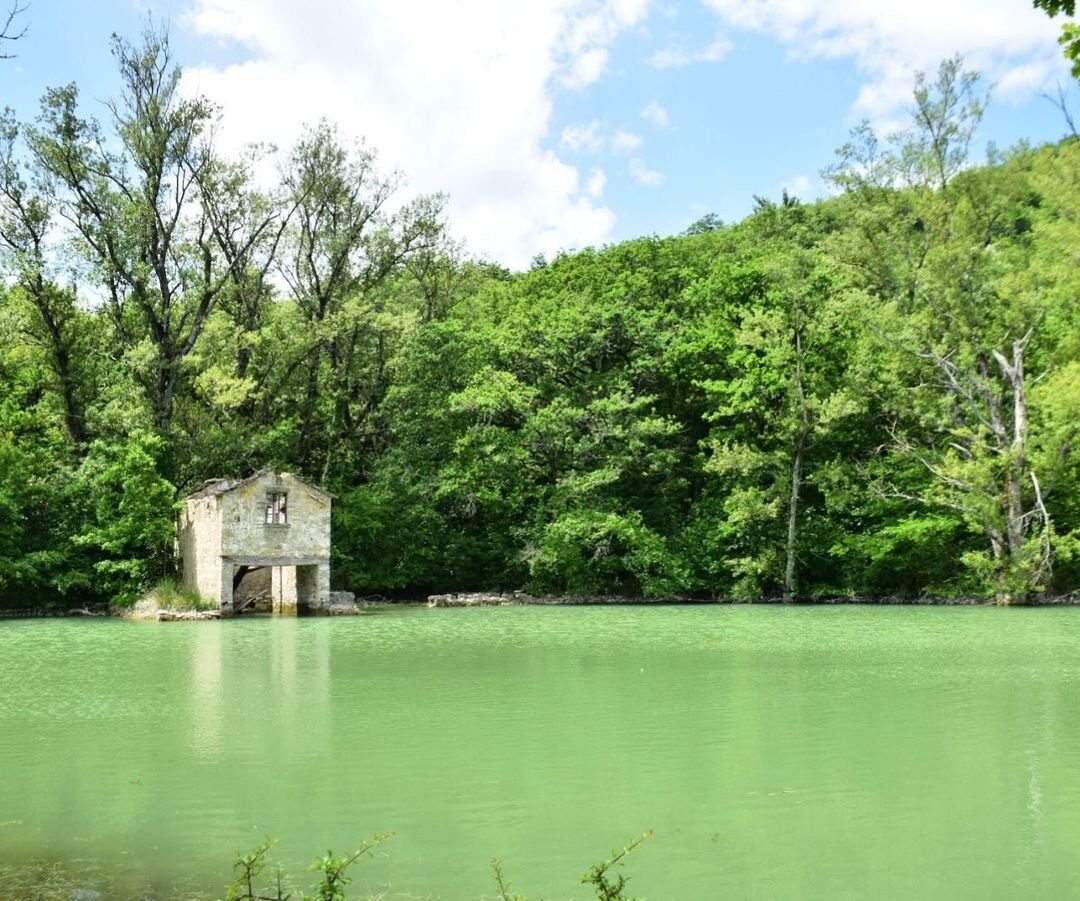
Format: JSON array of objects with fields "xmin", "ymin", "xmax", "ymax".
[
  {"xmin": 629, "ymin": 157, "xmax": 666, "ymax": 185},
  {"xmin": 563, "ymin": 47, "xmax": 611, "ymax": 89},
  {"xmin": 181, "ymin": 0, "xmax": 648, "ymax": 269},
  {"xmin": 781, "ymin": 173, "xmax": 816, "ymax": 198},
  {"xmin": 700, "ymin": 0, "xmax": 1068, "ymax": 122},
  {"xmin": 586, "ymin": 168, "xmax": 608, "ymax": 198},
  {"xmin": 610, "ymin": 129, "xmax": 644, "ymax": 153},
  {"xmin": 996, "ymin": 58, "xmax": 1062, "ymax": 99},
  {"xmin": 560, "ymin": 0, "xmax": 651, "ymax": 87},
  {"xmin": 561, "ymin": 123, "xmax": 646, "ymax": 155},
  {"xmin": 647, "ymin": 34, "xmax": 730, "ymax": 69},
  {"xmin": 561, "ymin": 121, "xmax": 607, "ymax": 153},
  {"xmin": 640, "ymin": 100, "xmax": 669, "ymax": 127}
]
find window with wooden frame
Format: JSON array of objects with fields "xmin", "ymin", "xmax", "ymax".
[{"xmin": 265, "ymin": 491, "xmax": 288, "ymax": 525}]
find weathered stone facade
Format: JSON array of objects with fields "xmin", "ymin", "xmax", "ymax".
[{"xmin": 178, "ymin": 470, "xmax": 332, "ymax": 614}]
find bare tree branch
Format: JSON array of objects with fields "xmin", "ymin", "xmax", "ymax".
[
  {"xmin": 0, "ymin": 2, "xmax": 27, "ymax": 59},
  {"xmin": 1039, "ymin": 82, "xmax": 1078, "ymax": 139}
]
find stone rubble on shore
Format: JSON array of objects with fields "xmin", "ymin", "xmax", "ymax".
[
  {"xmin": 425, "ymin": 591, "xmax": 686, "ymax": 607},
  {"xmin": 322, "ymin": 591, "xmax": 367, "ymax": 615},
  {"xmin": 427, "ymin": 592, "xmax": 533, "ymax": 607},
  {"xmin": 423, "ymin": 592, "xmax": 1039, "ymax": 606},
  {"xmin": 146, "ymin": 608, "xmax": 221, "ymax": 621}
]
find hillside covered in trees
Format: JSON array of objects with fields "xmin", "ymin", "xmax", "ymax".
[{"xmin": 1, "ymin": 28, "xmax": 1078, "ymax": 607}]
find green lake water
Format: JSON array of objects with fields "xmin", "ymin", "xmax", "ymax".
[{"xmin": 2, "ymin": 606, "xmax": 1080, "ymax": 899}]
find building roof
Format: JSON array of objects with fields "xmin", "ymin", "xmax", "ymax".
[{"xmin": 184, "ymin": 469, "xmax": 333, "ymax": 501}]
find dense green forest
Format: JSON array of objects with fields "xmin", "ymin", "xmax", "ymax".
[{"xmin": 1, "ymin": 27, "xmax": 1078, "ymax": 607}]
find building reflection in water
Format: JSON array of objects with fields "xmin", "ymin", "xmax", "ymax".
[
  {"xmin": 187, "ymin": 620, "xmax": 332, "ymax": 762},
  {"xmin": 189, "ymin": 623, "xmax": 224, "ymax": 757}
]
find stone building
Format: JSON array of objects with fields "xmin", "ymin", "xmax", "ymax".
[{"xmin": 178, "ymin": 470, "xmax": 332, "ymax": 614}]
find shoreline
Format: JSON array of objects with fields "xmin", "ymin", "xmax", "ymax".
[
  {"xmin": 3, "ymin": 592, "xmax": 1080, "ymax": 619},
  {"xmin": 423, "ymin": 591, "xmax": 1080, "ymax": 608}
]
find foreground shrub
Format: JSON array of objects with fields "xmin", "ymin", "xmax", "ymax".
[
  {"xmin": 225, "ymin": 834, "xmax": 394, "ymax": 901},
  {"xmin": 229, "ymin": 830, "xmax": 654, "ymax": 900}
]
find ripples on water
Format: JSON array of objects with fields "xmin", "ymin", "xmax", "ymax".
[{"xmin": 1, "ymin": 606, "xmax": 1079, "ymax": 899}]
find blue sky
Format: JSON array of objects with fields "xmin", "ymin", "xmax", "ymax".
[{"xmin": 2, "ymin": 0, "xmax": 1075, "ymax": 267}]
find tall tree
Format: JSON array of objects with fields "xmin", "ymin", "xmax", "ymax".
[
  {"xmin": 700, "ymin": 237, "xmax": 852, "ymax": 601},
  {"xmin": 195, "ymin": 149, "xmax": 294, "ymax": 414},
  {"xmin": 0, "ymin": 110, "xmax": 88, "ymax": 446},
  {"xmin": 26, "ymin": 24, "xmax": 272, "ymax": 442},
  {"xmin": 277, "ymin": 120, "xmax": 445, "ymax": 478},
  {"xmin": 827, "ymin": 58, "xmax": 1069, "ymax": 602}
]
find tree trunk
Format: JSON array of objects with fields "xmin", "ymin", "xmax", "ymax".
[
  {"xmin": 784, "ymin": 317, "xmax": 809, "ymax": 605},
  {"xmin": 155, "ymin": 360, "xmax": 178, "ymax": 435},
  {"xmin": 53, "ymin": 341, "xmax": 84, "ymax": 447},
  {"xmin": 994, "ymin": 338, "xmax": 1032, "ymax": 604},
  {"xmin": 294, "ymin": 343, "xmax": 323, "ymax": 468},
  {"xmin": 990, "ymin": 533, "xmax": 1012, "ymax": 605},
  {"xmin": 36, "ymin": 296, "xmax": 84, "ymax": 447},
  {"xmin": 783, "ymin": 433, "xmax": 805, "ymax": 603}
]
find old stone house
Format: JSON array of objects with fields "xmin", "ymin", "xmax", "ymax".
[{"xmin": 178, "ymin": 470, "xmax": 331, "ymax": 614}]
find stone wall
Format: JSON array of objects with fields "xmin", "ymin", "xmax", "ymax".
[
  {"xmin": 178, "ymin": 495, "xmax": 223, "ymax": 603},
  {"xmin": 219, "ymin": 472, "xmax": 331, "ymax": 562}
]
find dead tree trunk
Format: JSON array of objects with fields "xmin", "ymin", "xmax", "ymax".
[{"xmin": 993, "ymin": 334, "xmax": 1036, "ymax": 604}]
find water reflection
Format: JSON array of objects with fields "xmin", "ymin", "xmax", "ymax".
[
  {"xmin": 185, "ymin": 620, "xmax": 334, "ymax": 767},
  {"xmin": 0, "ymin": 609, "xmax": 1079, "ymax": 899},
  {"xmin": 190, "ymin": 623, "xmax": 223, "ymax": 757}
]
